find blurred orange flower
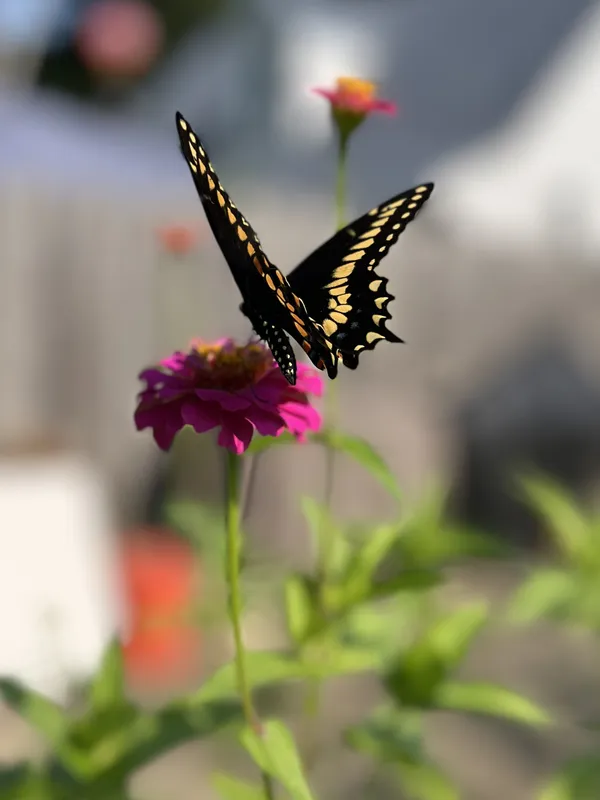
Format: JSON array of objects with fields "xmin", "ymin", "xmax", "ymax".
[
  {"xmin": 156, "ymin": 223, "xmax": 202, "ymax": 256},
  {"xmin": 312, "ymin": 76, "xmax": 398, "ymax": 117},
  {"xmin": 120, "ymin": 530, "xmax": 201, "ymax": 689},
  {"xmin": 76, "ymin": 0, "xmax": 164, "ymax": 79}
]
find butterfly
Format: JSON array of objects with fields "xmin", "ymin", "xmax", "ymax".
[{"xmin": 175, "ymin": 111, "xmax": 433, "ymax": 385}]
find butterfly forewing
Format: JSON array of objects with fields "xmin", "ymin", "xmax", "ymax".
[
  {"xmin": 286, "ymin": 184, "xmax": 434, "ymax": 367},
  {"xmin": 175, "ymin": 112, "xmax": 336, "ymax": 382}
]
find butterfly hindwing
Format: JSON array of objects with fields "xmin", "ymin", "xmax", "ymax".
[
  {"xmin": 243, "ymin": 305, "xmax": 297, "ymax": 384},
  {"xmin": 176, "ymin": 111, "xmax": 336, "ymax": 383},
  {"xmin": 286, "ymin": 184, "xmax": 434, "ymax": 368}
]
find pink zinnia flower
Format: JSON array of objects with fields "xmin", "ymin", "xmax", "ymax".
[
  {"xmin": 135, "ymin": 339, "xmax": 323, "ymax": 455},
  {"xmin": 312, "ymin": 76, "xmax": 398, "ymax": 117},
  {"xmin": 76, "ymin": 0, "xmax": 164, "ymax": 80}
]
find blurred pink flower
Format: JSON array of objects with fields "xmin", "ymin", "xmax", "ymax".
[
  {"xmin": 156, "ymin": 223, "xmax": 202, "ymax": 256},
  {"xmin": 76, "ymin": 0, "xmax": 164, "ymax": 79},
  {"xmin": 312, "ymin": 77, "xmax": 398, "ymax": 117},
  {"xmin": 135, "ymin": 339, "xmax": 323, "ymax": 454}
]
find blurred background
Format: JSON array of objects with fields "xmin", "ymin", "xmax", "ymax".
[{"xmin": 2, "ymin": 0, "xmax": 600, "ymax": 797}]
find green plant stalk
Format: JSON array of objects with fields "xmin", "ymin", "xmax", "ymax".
[
  {"xmin": 224, "ymin": 451, "xmax": 275, "ymax": 800},
  {"xmin": 320, "ymin": 126, "xmax": 350, "ymax": 574},
  {"xmin": 304, "ymin": 126, "xmax": 352, "ymax": 770}
]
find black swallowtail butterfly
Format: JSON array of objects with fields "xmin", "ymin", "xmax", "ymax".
[{"xmin": 175, "ymin": 111, "xmax": 433, "ymax": 385}]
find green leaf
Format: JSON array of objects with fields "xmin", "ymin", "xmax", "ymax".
[
  {"xmin": 250, "ymin": 430, "xmax": 400, "ymax": 498},
  {"xmin": 518, "ymin": 474, "xmax": 591, "ymax": 563},
  {"xmin": 300, "ymin": 496, "xmax": 349, "ymax": 575},
  {"xmin": 313, "ymin": 430, "xmax": 400, "ymax": 500},
  {"xmin": 285, "ymin": 573, "xmax": 319, "ymax": 643},
  {"xmin": 195, "ymin": 650, "xmax": 373, "ymax": 705},
  {"xmin": 84, "ymin": 699, "xmax": 241, "ymax": 786},
  {"xmin": 0, "ymin": 679, "xmax": 67, "ymax": 749},
  {"xmin": 419, "ymin": 603, "xmax": 489, "ymax": 672},
  {"xmin": 508, "ymin": 568, "xmax": 576, "ymax": 624},
  {"xmin": 194, "ymin": 652, "xmax": 311, "ymax": 704},
  {"xmin": 246, "ymin": 432, "xmax": 296, "ymax": 455},
  {"xmin": 0, "ymin": 764, "xmax": 32, "ymax": 796},
  {"xmin": 397, "ymin": 761, "xmax": 459, "ymax": 800},
  {"xmin": 213, "ymin": 774, "xmax": 265, "ymax": 800},
  {"xmin": 435, "ymin": 681, "xmax": 551, "ymax": 726},
  {"xmin": 367, "ymin": 570, "xmax": 441, "ymax": 601},
  {"xmin": 90, "ymin": 640, "xmax": 125, "ymax": 710},
  {"xmin": 345, "ymin": 707, "xmax": 423, "ymax": 764},
  {"xmin": 341, "ymin": 523, "xmax": 400, "ymax": 603},
  {"xmin": 384, "ymin": 604, "xmax": 489, "ymax": 707},
  {"xmin": 394, "ymin": 492, "xmax": 508, "ymax": 568},
  {"xmin": 539, "ymin": 754, "xmax": 600, "ymax": 800},
  {"xmin": 240, "ymin": 720, "xmax": 315, "ymax": 800},
  {"xmin": 164, "ymin": 500, "xmax": 226, "ymax": 556}
]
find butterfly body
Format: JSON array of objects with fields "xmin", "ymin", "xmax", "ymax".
[{"xmin": 175, "ymin": 111, "xmax": 433, "ymax": 384}]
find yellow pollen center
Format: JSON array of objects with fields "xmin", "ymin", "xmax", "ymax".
[
  {"xmin": 189, "ymin": 341, "xmax": 272, "ymax": 390},
  {"xmin": 336, "ymin": 76, "xmax": 377, "ymax": 102}
]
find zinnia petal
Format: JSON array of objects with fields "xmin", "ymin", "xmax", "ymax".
[
  {"xmin": 181, "ymin": 400, "xmax": 219, "ymax": 435},
  {"xmin": 218, "ymin": 414, "xmax": 255, "ymax": 455},
  {"xmin": 279, "ymin": 401, "xmax": 322, "ymax": 441},
  {"xmin": 134, "ymin": 338, "xmax": 323, "ymax": 452}
]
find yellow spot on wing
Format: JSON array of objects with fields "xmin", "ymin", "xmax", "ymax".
[
  {"xmin": 366, "ymin": 331, "xmax": 385, "ymax": 344},
  {"xmin": 336, "ymin": 304, "xmax": 352, "ymax": 313},
  {"xmin": 386, "ymin": 198, "xmax": 406, "ymax": 210},
  {"xmin": 265, "ymin": 274, "xmax": 276, "ymax": 290},
  {"xmin": 325, "ymin": 277, "xmax": 347, "ymax": 288},
  {"xmin": 374, "ymin": 296, "xmax": 388, "ymax": 309},
  {"xmin": 369, "ymin": 279, "xmax": 382, "ymax": 291},
  {"xmin": 372, "ymin": 315, "xmax": 386, "ymax": 325},
  {"xmin": 189, "ymin": 132, "xmax": 197, "ymax": 143},
  {"xmin": 237, "ymin": 226, "xmax": 247, "ymax": 241},
  {"xmin": 330, "ymin": 311, "xmax": 348, "ymax": 324},
  {"xmin": 179, "ymin": 119, "xmax": 188, "ymax": 130},
  {"xmin": 343, "ymin": 251, "xmax": 364, "ymax": 261},
  {"xmin": 227, "ymin": 208, "xmax": 236, "ymax": 224},
  {"xmin": 334, "ymin": 264, "xmax": 355, "ymax": 278},
  {"xmin": 217, "ymin": 191, "xmax": 225, "ymax": 206},
  {"xmin": 247, "ymin": 244, "xmax": 255, "ymax": 256},
  {"xmin": 190, "ymin": 162, "xmax": 197, "ymax": 173},
  {"xmin": 207, "ymin": 175, "xmax": 215, "ymax": 190},
  {"xmin": 323, "ymin": 319, "xmax": 338, "ymax": 336},
  {"xmin": 330, "ymin": 285, "xmax": 348, "ymax": 296}
]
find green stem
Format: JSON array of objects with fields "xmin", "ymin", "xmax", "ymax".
[
  {"xmin": 224, "ymin": 451, "xmax": 275, "ymax": 800},
  {"xmin": 304, "ymin": 126, "xmax": 352, "ymax": 771},
  {"xmin": 335, "ymin": 129, "xmax": 350, "ymax": 232}
]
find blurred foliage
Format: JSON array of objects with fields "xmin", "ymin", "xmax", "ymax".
[{"xmin": 4, "ymin": 439, "xmax": 600, "ymax": 798}]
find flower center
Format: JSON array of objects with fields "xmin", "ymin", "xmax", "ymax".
[
  {"xmin": 188, "ymin": 340, "xmax": 273, "ymax": 390},
  {"xmin": 336, "ymin": 76, "xmax": 376, "ymax": 103}
]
